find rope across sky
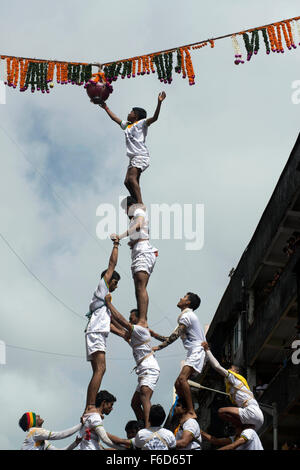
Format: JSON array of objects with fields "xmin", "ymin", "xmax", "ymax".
[{"xmin": 1, "ymin": 14, "xmax": 300, "ymax": 92}]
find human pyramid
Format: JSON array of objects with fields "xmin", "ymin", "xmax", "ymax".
[{"xmin": 19, "ymin": 93, "xmax": 265, "ymax": 451}]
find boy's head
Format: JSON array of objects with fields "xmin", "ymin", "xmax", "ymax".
[
  {"xmin": 101, "ymin": 270, "xmax": 120, "ymax": 292},
  {"xmin": 95, "ymin": 390, "xmax": 116, "ymax": 415},
  {"xmin": 120, "ymin": 196, "xmax": 138, "ymax": 216},
  {"xmin": 149, "ymin": 404, "xmax": 166, "ymax": 427},
  {"xmin": 177, "ymin": 292, "xmax": 201, "ymax": 311},
  {"xmin": 19, "ymin": 412, "xmax": 44, "ymax": 432},
  {"xmin": 127, "ymin": 107, "xmax": 147, "ymax": 123},
  {"xmin": 129, "ymin": 308, "xmax": 140, "ymax": 325},
  {"xmin": 230, "ymin": 364, "xmax": 242, "ymax": 375},
  {"xmin": 173, "ymin": 397, "xmax": 188, "ymax": 417},
  {"xmin": 125, "ymin": 420, "xmax": 140, "ymax": 439}
]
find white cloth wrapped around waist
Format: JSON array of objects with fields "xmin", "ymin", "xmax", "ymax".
[
  {"xmin": 184, "ymin": 343, "xmax": 205, "ymax": 355},
  {"xmin": 131, "ymin": 240, "xmax": 158, "ymax": 258}
]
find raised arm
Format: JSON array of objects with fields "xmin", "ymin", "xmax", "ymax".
[
  {"xmin": 104, "ymin": 239, "xmax": 120, "ymax": 284},
  {"xmin": 97, "ymin": 102, "xmax": 123, "ymax": 126},
  {"xmin": 202, "ymin": 342, "xmax": 228, "ymax": 378},
  {"xmin": 152, "ymin": 324, "xmax": 186, "ymax": 352},
  {"xmin": 110, "ymin": 321, "xmax": 127, "ymax": 339},
  {"xmin": 146, "ymin": 92, "xmax": 166, "ymax": 126},
  {"xmin": 111, "ymin": 216, "xmax": 144, "ymax": 243},
  {"xmin": 105, "ymin": 295, "xmax": 133, "ymax": 332}
]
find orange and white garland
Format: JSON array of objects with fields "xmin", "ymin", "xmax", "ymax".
[{"xmin": 1, "ymin": 14, "xmax": 300, "ymax": 94}]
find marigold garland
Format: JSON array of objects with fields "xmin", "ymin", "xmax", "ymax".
[
  {"xmin": 179, "ymin": 48, "xmax": 186, "ymax": 79},
  {"xmin": 184, "ymin": 48, "xmax": 195, "ymax": 85},
  {"xmin": 2, "ymin": 14, "xmax": 300, "ymax": 94},
  {"xmin": 285, "ymin": 21, "xmax": 297, "ymax": 49}
]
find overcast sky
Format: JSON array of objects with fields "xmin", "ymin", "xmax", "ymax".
[{"xmin": 1, "ymin": 0, "xmax": 300, "ymax": 450}]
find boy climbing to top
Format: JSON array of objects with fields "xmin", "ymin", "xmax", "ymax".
[{"xmin": 92, "ymin": 92, "xmax": 166, "ymax": 204}]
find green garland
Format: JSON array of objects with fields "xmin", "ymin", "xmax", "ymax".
[
  {"xmin": 243, "ymin": 30, "xmax": 259, "ymax": 60},
  {"xmin": 175, "ymin": 49, "xmax": 182, "ymax": 73},
  {"xmin": 164, "ymin": 52, "xmax": 173, "ymax": 83},
  {"xmin": 261, "ymin": 28, "xmax": 271, "ymax": 54}
]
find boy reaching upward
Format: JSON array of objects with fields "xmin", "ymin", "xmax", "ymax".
[
  {"xmin": 93, "ymin": 92, "xmax": 166, "ymax": 204},
  {"xmin": 84, "ymin": 239, "xmax": 121, "ymax": 415}
]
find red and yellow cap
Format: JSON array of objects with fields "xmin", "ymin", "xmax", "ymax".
[{"xmin": 26, "ymin": 412, "xmax": 37, "ymax": 429}]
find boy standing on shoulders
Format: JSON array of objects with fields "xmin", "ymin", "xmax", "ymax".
[
  {"xmin": 110, "ymin": 196, "xmax": 158, "ymax": 322},
  {"xmin": 84, "ymin": 239, "xmax": 122, "ymax": 415},
  {"xmin": 152, "ymin": 292, "xmax": 206, "ymax": 420},
  {"xmin": 94, "ymin": 92, "xmax": 166, "ymax": 204},
  {"xmin": 105, "ymin": 295, "xmax": 162, "ymax": 429}
]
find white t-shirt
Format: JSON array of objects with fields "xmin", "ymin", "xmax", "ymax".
[
  {"xmin": 135, "ymin": 427, "xmax": 176, "ymax": 450},
  {"xmin": 178, "ymin": 308, "xmax": 206, "ymax": 351},
  {"xmin": 226, "ymin": 372, "xmax": 258, "ymax": 408},
  {"xmin": 78, "ymin": 413, "xmax": 103, "ymax": 451},
  {"xmin": 87, "ymin": 278, "xmax": 110, "ymax": 333},
  {"xmin": 129, "ymin": 207, "xmax": 157, "ymax": 257},
  {"xmin": 21, "ymin": 428, "xmax": 50, "ymax": 450},
  {"xmin": 175, "ymin": 418, "xmax": 201, "ymax": 450},
  {"xmin": 21, "ymin": 425, "xmax": 81, "ymax": 450},
  {"xmin": 231, "ymin": 428, "xmax": 264, "ymax": 450},
  {"xmin": 120, "ymin": 119, "xmax": 149, "ymax": 158},
  {"xmin": 131, "ymin": 325, "xmax": 160, "ymax": 373}
]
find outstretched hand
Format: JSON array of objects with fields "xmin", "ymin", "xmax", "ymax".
[
  {"xmin": 158, "ymin": 91, "xmax": 166, "ymax": 102},
  {"xmin": 152, "ymin": 346, "xmax": 159, "ymax": 352},
  {"xmin": 110, "ymin": 233, "xmax": 120, "ymax": 243},
  {"xmin": 90, "ymin": 97, "xmax": 106, "ymax": 107}
]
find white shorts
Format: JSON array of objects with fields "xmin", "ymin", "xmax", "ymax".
[
  {"xmin": 184, "ymin": 348, "xmax": 206, "ymax": 375},
  {"xmin": 131, "ymin": 250, "xmax": 157, "ymax": 277},
  {"xmin": 85, "ymin": 331, "xmax": 108, "ymax": 361},
  {"xmin": 239, "ymin": 404, "xmax": 264, "ymax": 431},
  {"xmin": 135, "ymin": 368, "xmax": 160, "ymax": 392},
  {"xmin": 128, "ymin": 155, "xmax": 150, "ymax": 172}
]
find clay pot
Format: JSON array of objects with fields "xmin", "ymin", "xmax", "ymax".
[{"xmin": 85, "ymin": 80, "xmax": 111, "ymax": 102}]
